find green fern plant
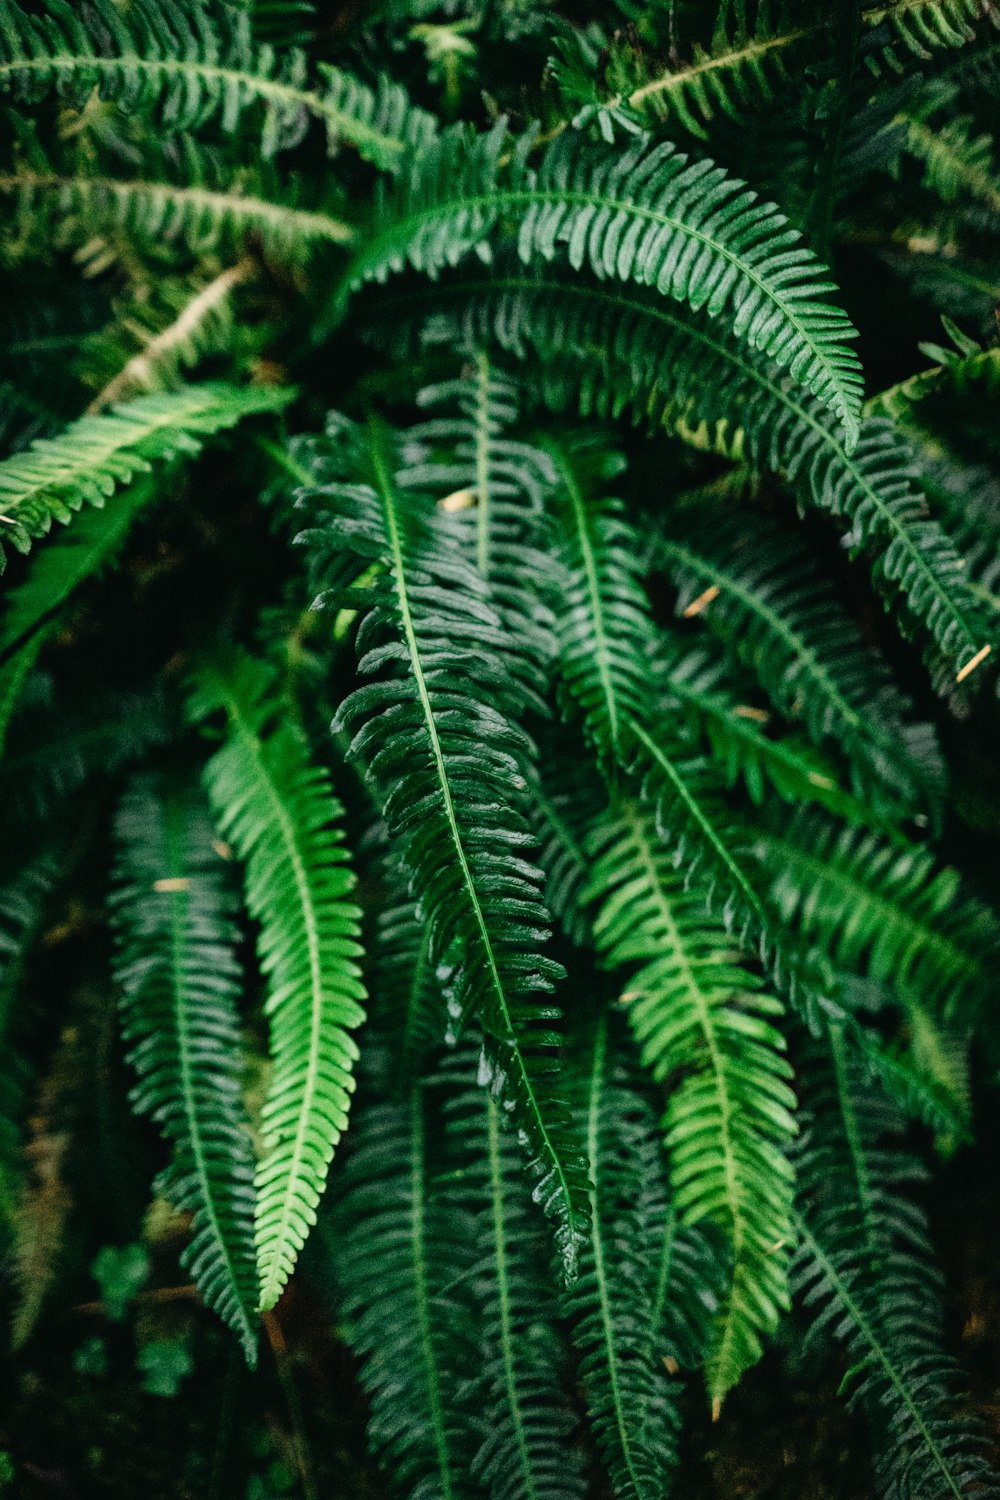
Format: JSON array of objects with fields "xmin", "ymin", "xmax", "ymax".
[{"xmin": 0, "ymin": 3, "xmax": 999, "ymax": 1497}]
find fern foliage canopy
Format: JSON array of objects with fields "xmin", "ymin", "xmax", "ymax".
[{"xmin": 1, "ymin": 1, "xmax": 1000, "ymax": 1496}]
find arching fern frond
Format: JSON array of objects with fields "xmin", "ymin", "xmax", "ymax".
[
  {"xmin": 1, "ymin": 126, "xmax": 353, "ymax": 266},
  {"xmin": 294, "ymin": 413, "xmax": 589, "ymax": 1276},
  {"xmin": 0, "ymin": 382, "xmax": 290, "ymax": 566},
  {"xmin": 0, "ymin": 0, "xmax": 435, "ymax": 169},
  {"xmin": 404, "ymin": 355, "xmax": 559, "ymax": 705},
  {"xmin": 584, "ymin": 803, "xmax": 795, "ymax": 1406},
  {"xmin": 564, "ymin": 1018, "xmax": 684, "ymax": 1493},
  {"xmin": 343, "ymin": 124, "xmax": 864, "ymax": 442},
  {"xmin": 188, "ymin": 647, "xmax": 367, "ymax": 1311},
  {"xmin": 413, "ymin": 273, "xmax": 993, "ymax": 684},
  {"xmin": 110, "ymin": 772, "xmax": 259, "ymax": 1362}
]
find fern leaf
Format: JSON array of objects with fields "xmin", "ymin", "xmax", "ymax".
[
  {"xmin": 447, "ymin": 1074, "xmax": 586, "ymax": 1500},
  {"xmin": 585, "ymin": 803, "xmax": 795, "ymax": 1405},
  {"xmin": 188, "ymin": 647, "xmax": 366, "ymax": 1311},
  {"xmin": 750, "ymin": 811, "xmax": 997, "ymax": 1027},
  {"xmin": 2, "ymin": 125, "xmax": 353, "ymax": 266},
  {"xmin": 110, "ymin": 772, "xmax": 259, "ymax": 1362},
  {"xmin": 564, "ymin": 1018, "xmax": 684, "ymax": 1492},
  {"xmin": 343, "ymin": 123, "xmax": 864, "ymax": 441},
  {"xmin": 294, "ymin": 412, "xmax": 590, "ymax": 1275},
  {"xmin": 419, "ymin": 273, "xmax": 993, "ymax": 682},
  {"xmin": 656, "ymin": 511, "xmax": 947, "ymax": 822},
  {"xmin": 0, "ymin": 0, "xmax": 435, "ymax": 168},
  {"xmin": 0, "ymin": 382, "xmax": 291, "ymax": 566},
  {"xmin": 332, "ymin": 1092, "xmax": 482, "ymax": 1500}
]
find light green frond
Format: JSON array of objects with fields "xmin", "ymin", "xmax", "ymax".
[
  {"xmin": 110, "ymin": 772, "xmax": 259, "ymax": 1361},
  {"xmin": 188, "ymin": 647, "xmax": 367, "ymax": 1310}
]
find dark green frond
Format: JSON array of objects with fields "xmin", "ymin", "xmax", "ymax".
[
  {"xmin": 110, "ymin": 772, "xmax": 259, "ymax": 1362},
  {"xmin": 295, "ymin": 412, "xmax": 589, "ymax": 1276},
  {"xmin": 447, "ymin": 1074, "xmax": 586, "ymax": 1500},
  {"xmin": 0, "ymin": 0, "xmax": 435, "ymax": 168},
  {"xmin": 751, "ymin": 811, "xmax": 997, "ymax": 1027},
  {"xmin": 412, "ymin": 274, "xmax": 993, "ymax": 684},
  {"xmin": 188, "ymin": 647, "xmax": 367, "ymax": 1310},
  {"xmin": 332, "ymin": 1091, "xmax": 482, "ymax": 1500},
  {"xmin": 655, "ymin": 511, "xmax": 947, "ymax": 823},
  {"xmin": 344, "ymin": 123, "xmax": 863, "ymax": 441},
  {"xmin": 564, "ymin": 1018, "xmax": 684, "ymax": 1493},
  {"xmin": 0, "ymin": 382, "xmax": 290, "ymax": 565},
  {"xmin": 584, "ymin": 802, "xmax": 795, "ymax": 1404}
]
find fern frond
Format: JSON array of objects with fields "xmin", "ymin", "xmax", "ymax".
[
  {"xmin": 656, "ymin": 511, "xmax": 947, "ymax": 822},
  {"xmin": 556, "ymin": 3, "xmax": 999, "ymax": 139},
  {"xmin": 1, "ymin": 127, "xmax": 353, "ymax": 265},
  {"xmin": 405, "ymin": 354, "xmax": 559, "ymax": 704},
  {"xmin": 295, "ymin": 412, "xmax": 590, "ymax": 1276},
  {"xmin": 659, "ymin": 641, "xmax": 870, "ymax": 824},
  {"xmin": 793, "ymin": 1029, "xmax": 995, "ymax": 1498},
  {"xmin": 188, "ymin": 647, "xmax": 366, "ymax": 1311},
  {"xmin": 750, "ymin": 811, "xmax": 997, "ymax": 1027},
  {"xmin": 899, "ymin": 104, "xmax": 1000, "ymax": 214},
  {"xmin": 0, "ymin": 382, "xmax": 290, "ymax": 566},
  {"xmin": 544, "ymin": 433, "xmax": 656, "ymax": 765},
  {"xmin": 564, "ymin": 1017, "xmax": 684, "ymax": 1493},
  {"xmin": 418, "ymin": 273, "xmax": 993, "ymax": 682},
  {"xmin": 584, "ymin": 803, "xmax": 795, "ymax": 1405},
  {"xmin": 867, "ymin": 336, "xmax": 1000, "ymax": 423},
  {"xmin": 333, "ymin": 1092, "xmax": 482, "ymax": 1500},
  {"xmin": 110, "ymin": 772, "xmax": 259, "ymax": 1362},
  {"xmin": 343, "ymin": 123, "xmax": 864, "ymax": 442},
  {"xmin": 0, "ymin": 0, "xmax": 435, "ymax": 168},
  {"xmin": 447, "ymin": 1074, "xmax": 586, "ymax": 1500}
]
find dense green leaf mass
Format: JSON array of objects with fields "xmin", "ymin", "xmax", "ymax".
[{"xmin": 1, "ymin": 2, "xmax": 999, "ymax": 1497}]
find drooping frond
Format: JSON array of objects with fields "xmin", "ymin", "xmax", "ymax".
[
  {"xmin": 343, "ymin": 123, "xmax": 864, "ymax": 441},
  {"xmin": 415, "ymin": 273, "xmax": 993, "ymax": 683},
  {"xmin": 563, "ymin": 1017, "xmax": 684, "ymax": 1491},
  {"xmin": 750, "ymin": 811, "xmax": 997, "ymax": 1027},
  {"xmin": 0, "ymin": 0, "xmax": 435, "ymax": 168},
  {"xmin": 294, "ymin": 412, "xmax": 590, "ymax": 1275},
  {"xmin": 793, "ymin": 1029, "xmax": 996, "ymax": 1499},
  {"xmin": 331, "ymin": 1092, "xmax": 482, "ymax": 1500},
  {"xmin": 109, "ymin": 772, "xmax": 259, "ymax": 1362},
  {"xmin": 405, "ymin": 355, "xmax": 559, "ymax": 703},
  {"xmin": 655, "ymin": 510, "xmax": 947, "ymax": 823},
  {"xmin": 1, "ymin": 126, "xmax": 353, "ymax": 266},
  {"xmin": 543, "ymin": 433, "xmax": 655, "ymax": 766},
  {"xmin": 446, "ymin": 1073, "xmax": 586, "ymax": 1500},
  {"xmin": 188, "ymin": 647, "xmax": 366, "ymax": 1310},
  {"xmin": 0, "ymin": 382, "xmax": 290, "ymax": 565},
  {"xmin": 584, "ymin": 802, "xmax": 795, "ymax": 1405},
  {"xmin": 898, "ymin": 101, "xmax": 1000, "ymax": 216}
]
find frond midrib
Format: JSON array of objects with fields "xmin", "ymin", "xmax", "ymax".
[
  {"xmin": 409, "ymin": 1096, "xmax": 457, "ymax": 1500},
  {"xmin": 0, "ymin": 170, "xmax": 355, "ymax": 244}
]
